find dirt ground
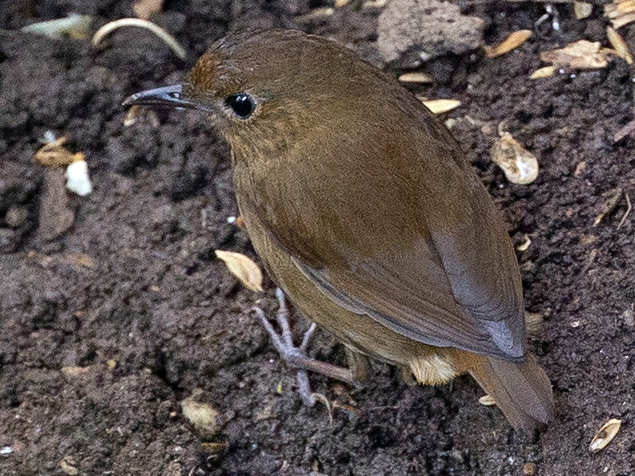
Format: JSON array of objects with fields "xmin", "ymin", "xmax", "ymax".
[{"xmin": 1, "ymin": 0, "xmax": 634, "ymax": 475}]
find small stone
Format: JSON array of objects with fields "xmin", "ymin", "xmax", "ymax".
[
  {"xmin": 5, "ymin": 206, "xmax": 29, "ymax": 228},
  {"xmin": 378, "ymin": 0, "xmax": 484, "ymax": 67}
]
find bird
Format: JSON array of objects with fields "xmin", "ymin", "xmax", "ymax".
[{"xmin": 124, "ymin": 28, "xmax": 554, "ymax": 432}]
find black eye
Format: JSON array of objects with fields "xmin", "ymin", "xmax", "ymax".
[{"xmin": 224, "ymin": 93, "xmax": 255, "ymax": 119}]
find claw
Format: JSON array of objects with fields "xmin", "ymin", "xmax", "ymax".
[{"xmin": 251, "ymin": 288, "xmax": 356, "ymax": 416}]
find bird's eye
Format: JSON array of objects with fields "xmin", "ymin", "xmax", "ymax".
[{"xmin": 224, "ymin": 93, "xmax": 255, "ymax": 119}]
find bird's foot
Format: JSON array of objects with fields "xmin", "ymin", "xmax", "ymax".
[{"xmin": 251, "ymin": 288, "xmax": 357, "ymax": 414}]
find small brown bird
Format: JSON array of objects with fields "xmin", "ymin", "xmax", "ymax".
[{"xmin": 124, "ymin": 29, "xmax": 554, "ymax": 431}]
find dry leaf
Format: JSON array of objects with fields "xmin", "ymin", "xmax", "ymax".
[
  {"xmin": 478, "ymin": 395, "xmax": 496, "ymax": 406},
  {"xmin": 590, "ymin": 418, "xmax": 621, "ymax": 452},
  {"xmin": 523, "ymin": 463, "xmax": 536, "ymax": 476},
  {"xmin": 133, "ymin": 0, "xmax": 164, "ymax": 19},
  {"xmin": 485, "ymin": 30, "xmax": 532, "ymax": 58},
  {"xmin": 611, "ymin": 12, "xmax": 635, "ymax": 29},
  {"xmin": 363, "ymin": 0, "xmax": 387, "ymax": 8},
  {"xmin": 525, "ymin": 312, "xmax": 544, "ymax": 335},
  {"xmin": 574, "ymin": 2, "xmax": 593, "ymax": 19},
  {"xmin": 530, "ymin": 65, "xmax": 556, "ymax": 79},
  {"xmin": 540, "ymin": 40, "xmax": 611, "ymax": 69},
  {"xmin": 615, "ymin": 0, "xmax": 635, "ymax": 14},
  {"xmin": 215, "ymin": 250, "xmax": 263, "ymax": 292},
  {"xmin": 398, "ymin": 72, "xmax": 434, "ymax": 83},
  {"xmin": 491, "ymin": 132, "xmax": 539, "ymax": 185},
  {"xmin": 420, "ymin": 99, "xmax": 461, "ymax": 114},
  {"xmin": 517, "ymin": 235, "xmax": 531, "ymax": 251},
  {"xmin": 181, "ymin": 391, "xmax": 219, "ymax": 439},
  {"xmin": 22, "ymin": 14, "xmax": 92, "ymax": 40},
  {"xmin": 34, "ymin": 137, "xmax": 85, "ymax": 167},
  {"xmin": 295, "ymin": 7, "xmax": 334, "ymax": 23},
  {"xmin": 605, "ymin": 0, "xmax": 635, "ymax": 29},
  {"xmin": 607, "ymin": 26, "xmax": 634, "ymax": 64},
  {"xmin": 60, "ymin": 456, "xmax": 79, "ymax": 475},
  {"xmin": 124, "ymin": 105, "xmax": 160, "ymax": 127},
  {"xmin": 227, "ymin": 215, "xmax": 245, "ymax": 228}
]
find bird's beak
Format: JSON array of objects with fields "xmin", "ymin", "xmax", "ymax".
[{"xmin": 122, "ymin": 84, "xmax": 208, "ymax": 111}]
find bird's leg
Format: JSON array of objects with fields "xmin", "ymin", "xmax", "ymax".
[{"xmin": 251, "ymin": 288, "xmax": 360, "ymax": 409}]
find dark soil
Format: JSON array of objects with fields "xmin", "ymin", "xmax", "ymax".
[{"xmin": 1, "ymin": 1, "xmax": 634, "ymax": 475}]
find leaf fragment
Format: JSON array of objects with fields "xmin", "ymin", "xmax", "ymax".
[
  {"xmin": 60, "ymin": 456, "xmax": 79, "ymax": 475},
  {"xmin": 215, "ymin": 250, "xmax": 263, "ymax": 292},
  {"xmin": 478, "ymin": 395, "xmax": 496, "ymax": 406},
  {"xmin": 181, "ymin": 391, "xmax": 219, "ymax": 439},
  {"xmin": 517, "ymin": 234, "xmax": 531, "ymax": 251},
  {"xmin": 485, "ymin": 30, "xmax": 532, "ymax": 58},
  {"xmin": 22, "ymin": 14, "xmax": 92, "ymax": 40},
  {"xmin": 530, "ymin": 65, "xmax": 556, "ymax": 79},
  {"xmin": 523, "ymin": 463, "xmax": 536, "ymax": 476},
  {"xmin": 607, "ymin": 26, "xmax": 634, "ymax": 64},
  {"xmin": 398, "ymin": 72, "xmax": 434, "ymax": 83},
  {"xmin": 590, "ymin": 418, "xmax": 621, "ymax": 452},
  {"xmin": 525, "ymin": 312, "xmax": 544, "ymax": 335},
  {"xmin": 295, "ymin": 7, "xmax": 334, "ymax": 23},
  {"xmin": 124, "ymin": 104, "xmax": 160, "ymax": 127},
  {"xmin": 491, "ymin": 132, "xmax": 539, "ymax": 185},
  {"xmin": 34, "ymin": 137, "xmax": 84, "ymax": 167},
  {"xmin": 540, "ymin": 40, "xmax": 611, "ymax": 69},
  {"xmin": 420, "ymin": 99, "xmax": 461, "ymax": 114},
  {"xmin": 574, "ymin": 1, "xmax": 593, "ymax": 19},
  {"xmin": 605, "ymin": 0, "xmax": 635, "ymax": 29}
]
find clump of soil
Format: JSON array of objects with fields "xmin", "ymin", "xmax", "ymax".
[{"xmin": 1, "ymin": 1, "xmax": 634, "ymax": 475}]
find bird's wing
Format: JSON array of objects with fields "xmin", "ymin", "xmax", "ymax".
[
  {"xmin": 244, "ymin": 106, "xmax": 526, "ymax": 360},
  {"xmin": 294, "ymin": 178, "xmax": 525, "ymax": 359}
]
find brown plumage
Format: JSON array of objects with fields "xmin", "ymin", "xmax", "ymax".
[{"xmin": 124, "ymin": 29, "xmax": 554, "ymax": 431}]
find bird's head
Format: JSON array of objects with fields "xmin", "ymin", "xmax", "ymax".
[{"xmin": 123, "ymin": 29, "xmax": 401, "ymax": 160}]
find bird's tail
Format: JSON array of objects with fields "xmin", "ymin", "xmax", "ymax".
[{"xmin": 455, "ymin": 351, "xmax": 554, "ymax": 432}]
